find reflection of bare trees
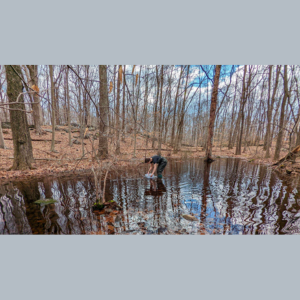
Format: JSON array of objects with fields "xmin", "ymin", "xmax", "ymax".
[
  {"xmin": 217, "ymin": 158, "xmax": 243, "ymax": 234},
  {"xmin": 15, "ymin": 180, "xmax": 46, "ymax": 234},
  {"xmin": 1, "ymin": 158, "xmax": 300, "ymax": 234},
  {"xmin": 274, "ymin": 184, "xmax": 293, "ymax": 234},
  {"xmin": 0, "ymin": 183, "xmax": 31, "ymax": 234},
  {"xmin": 145, "ymin": 179, "xmax": 166, "ymax": 196},
  {"xmin": 42, "ymin": 179, "xmax": 62, "ymax": 234},
  {"xmin": 199, "ymin": 162, "xmax": 211, "ymax": 234}
]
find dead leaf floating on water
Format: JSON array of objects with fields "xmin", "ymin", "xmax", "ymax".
[{"xmin": 182, "ymin": 214, "xmax": 198, "ymax": 221}]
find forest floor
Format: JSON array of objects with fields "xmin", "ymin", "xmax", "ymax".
[{"xmin": 1, "ymin": 125, "xmax": 299, "ymax": 181}]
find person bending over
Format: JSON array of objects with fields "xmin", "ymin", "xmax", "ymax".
[{"xmin": 145, "ymin": 155, "xmax": 168, "ymax": 179}]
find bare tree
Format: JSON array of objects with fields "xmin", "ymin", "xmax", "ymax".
[
  {"xmin": 26, "ymin": 65, "xmax": 43, "ymax": 135},
  {"xmin": 98, "ymin": 65, "xmax": 109, "ymax": 157},
  {"xmin": 115, "ymin": 65, "xmax": 121, "ymax": 154},
  {"xmin": 171, "ymin": 66, "xmax": 184, "ymax": 147},
  {"xmin": 235, "ymin": 65, "xmax": 249, "ymax": 155},
  {"xmin": 205, "ymin": 65, "xmax": 222, "ymax": 162},
  {"xmin": 158, "ymin": 65, "xmax": 164, "ymax": 156},
  {"xmin": 265, "ymin": 65, "xmax": 281, "ymax": 158},
  {"xmin": 65, "ymin": 66, "xmax": 72, "ymax": 146},
  {"xmin": 49, "ymin": 65, "xmax": 56, "ymax": 152},
  {"xmin": 0, "ymin": 120, "xmax": 5, "ymax": 149},
  {"xmin": 5, "ymin": 65, "xmax": 33, "ymax": 170},
  {"xmin": 3, "ymin": 64, "xmax": 300, "ymax": 167},
  {"xmin": 122, "ymin": 65, "xmax": 126, "ymax": 141},
  {"xmin": 274, "ymin": 65, "xmax": 289, "ymax": 161}
]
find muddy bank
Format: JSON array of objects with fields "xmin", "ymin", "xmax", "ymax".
[{"xmin": 273, "ymin": 159, "xmax": 300, "ymax": 177}]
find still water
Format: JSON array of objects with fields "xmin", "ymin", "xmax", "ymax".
[{"xmin": 1, "ymin": 158, "xmax": 300, "ymax": 235}]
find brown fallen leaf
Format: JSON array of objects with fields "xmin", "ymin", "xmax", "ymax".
[{"xmin": 107, "ymin": 225, "xmax": 114, "ymax": 231}]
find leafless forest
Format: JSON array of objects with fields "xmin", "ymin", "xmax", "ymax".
[{"xmin": 0, "ymin": 65, "xmax": 300, "ymax": 174}]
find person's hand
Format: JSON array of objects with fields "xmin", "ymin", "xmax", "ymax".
[{"xmin": 151, "ymin": 173, "xmax": 154, "ymax": 177}]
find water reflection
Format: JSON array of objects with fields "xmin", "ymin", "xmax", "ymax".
[
  {"xmin": 145, "ymin": 179, "xmax": 166, "ymax": 196},
  {"xmin": 0, "ymin": 158, "xmax": 300, "ymax": 235}
]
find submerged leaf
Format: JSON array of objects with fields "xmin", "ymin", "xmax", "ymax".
[{"xmin": 34, "ymin": 199, "xmax": 57, "ymax": 205}]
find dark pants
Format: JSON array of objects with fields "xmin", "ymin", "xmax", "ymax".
[{"xmin": 157, "ymin": 158, "xmax": 168, "ymax": 178}]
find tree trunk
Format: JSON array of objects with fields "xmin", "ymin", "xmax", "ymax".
[
  {"xmin": 263, "ymin": 65, "xmax": 273, "ymax": 151},
  {"xmin": 235, "ymin": 65, "xmax": 248, "ymax": 155},
  {"xmin": 158, "ymin": 65, "xmax": 164, "ymax": 156},
  {"xmin": 65, "ymin": 67, "xmax": 72, "ymax": 146},
  {"xmin": 5, "ymin": 65, "xmax": 33, "ymax": 170},
  {"xmin": 0, "ymin": 120, "xmax": 6, "ymax": 149},
  {"xmin": 26, "ymin": 65, "xmax": 42, "ymax": 135},
  {"xmin": 171, "ymin": 66, "xmax": 184, "ymax": 147},
  {"xmin": 228, "ymin": 75, "xmax": 238, "ymax": 149},
  {"xmin": 122, "ymin": 65, "xmax": 126, "ymax": 141},
  {"xmin": 84, "ymin": 65, "xmax": 90, "ymax": 126},
  {"xmin": 175, "ymin": 66, "xmax": 190, "ymax": 151},
  {"xmin": 152, "ymin": 66, "xmax": 160, "ymax": 149},
  {"xmin": 49, "ymin": 65, "xmax": 56, "ymax": 152},
  {"xmin": 296, "ymin": 128, "xmax": 300, "ymax": 146},
  {"xmin": 98, "ymin": 65, "xmax": 109, "ymax": 157},
  {"xmin": 0, "ymin": 73, "xmax": 9, "ymax": 122},
  {"xmin": 55, "ymin": 83, "xmax": 60, "ymax": 126},
  {"xmin": 144, "ymin": 67, "xmax": 149, "ymax": 147},
  {"xmin": 204, "ymin": 65, "xmax": 222, "ymax": 162},
  {"xmin": 274, "ymin": 65, "xmax": 288, "ymax": 161},
  {"xmin": 265, "ymin": 65, "xmax": 281, "ymax": 158},
  {"xmin": 115, "ymin": 65, "xmax": 121, "ymax": 154},
  {"xmin": 133, "ymin": 66, "xmax": 142, "ymax": 157}
]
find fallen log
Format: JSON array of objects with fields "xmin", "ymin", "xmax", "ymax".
[
  {"xmin": 34, "ymin": 149, "xmax": 59, "ymax": 158},
  {"xmin": 181, "ymin": 143, "xmax": 195, "ymax": 147},
  {"xmin": 136, "ymin": 148, "xmax": 199, "ymax": 153},
  {"xmin": 9, "ymin": 157, "xmax": 88, "ymax": 161},
  {"xmin": 273, "ymin": 145, "xmax": 300, "ymax": 165},
  {"xmin": 136, "ymin": 148, "xmax": 172, "ymax": 151},
  {"xmin": 4, "ymin": 138, "xmax": 61, "ymax": 143}
]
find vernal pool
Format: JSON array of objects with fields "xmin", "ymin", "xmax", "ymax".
[{"xmin": 0, "ymin": 158, "xmax": 300, "ymax": 235}]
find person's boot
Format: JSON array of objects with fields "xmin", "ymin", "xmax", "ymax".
[{"xmin": 158, "ymin": 174, "xmax": 162, "ymax": 179}]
